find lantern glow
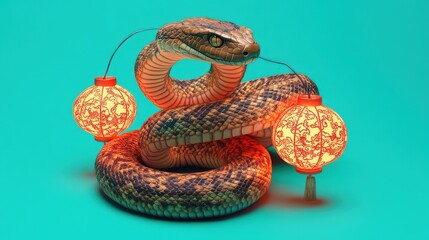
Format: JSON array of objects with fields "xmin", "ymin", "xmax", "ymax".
[
  {"xmin": 73, "ymin": 76, "xmax": 137, "ymax": 142},
  {"xmin": 272, "ymin": 95, "xmax": 347, "ymax": 200}
]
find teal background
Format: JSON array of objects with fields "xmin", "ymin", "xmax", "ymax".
[{"xmin": 1, "ymin": 0, "xmax": 428, "ymax": 239}]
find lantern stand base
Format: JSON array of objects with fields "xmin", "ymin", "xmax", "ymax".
[{"xmin": 304, "ymin": 175, "xmax": 316, "ymax": 201}]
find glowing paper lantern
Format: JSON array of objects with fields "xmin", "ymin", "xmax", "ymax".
[
  {"xmin": 73, "ymin": 76, "xmax": 137, "ymax": 142},
  {"xmin": 272, "ymin": 95, "xmax": 347, "ymax": 200}
]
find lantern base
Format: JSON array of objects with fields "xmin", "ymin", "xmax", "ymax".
[
  {"xmin": 304, "ymin": 175, "xmax": 316, "ymax": 201},
  {"xmin": 296, "ymin": 167, "xmax": 322, "ymax": 174},
  {"xmin": 95, "ymin": 136, "xmax": 116, "ymax": 142}
]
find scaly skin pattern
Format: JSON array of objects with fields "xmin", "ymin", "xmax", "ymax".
[{"xmin": 96, "ymin": 18, "xmax": 318, "ymax": 219}]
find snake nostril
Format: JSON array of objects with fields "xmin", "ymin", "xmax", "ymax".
[{"xmin": 243, "ymin": 51, "xmax": 249, "ymax": 56}]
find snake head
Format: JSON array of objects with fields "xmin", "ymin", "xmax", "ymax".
[{"xmin": 156, "ymin": 17, "xmax": 260, "ymax": 65}]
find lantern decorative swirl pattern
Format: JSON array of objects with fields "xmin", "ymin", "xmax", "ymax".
[
  {"xmin": 73, "ymin": 76, "xmax": 137, "ymax": 142},
  {"xmin": 273, "ymin": 95, "xmax": 347, "ymax": 174}
]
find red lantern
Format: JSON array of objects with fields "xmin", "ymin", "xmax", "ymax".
[
  {"xmin": 272, "ymin": 95, "xmax": 347, "ymax": 200},
  {"xmin": 73, "ymin": 76, "xmax": 137, "ymax": 142}
]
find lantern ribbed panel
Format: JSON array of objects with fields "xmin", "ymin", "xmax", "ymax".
[
  {"xmin": 272, "ymin": 103, "xmax": 347, "ymax": 171},
  {"xmin": 73, "ymin": 84, "xmax": 136, "ymax": 139}
]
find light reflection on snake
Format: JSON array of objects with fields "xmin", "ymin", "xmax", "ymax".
[{"xmin": 95, "ymin": 18, "xmax": 318, "ymax": 219}]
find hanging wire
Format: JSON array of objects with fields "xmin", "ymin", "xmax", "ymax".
[
  {"xmin": 259, "ymin": 56, "xmax": 311, "ymax": 98},
  {"xmin": 101, "ymin": 28, "xmax": 312, "ymax": 98},
  {"xmin": 103, "ymin": 28, "xmax": 159, "ymax": 78}
]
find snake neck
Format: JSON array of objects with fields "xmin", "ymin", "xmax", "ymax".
[{"xmin": 135, "ymin": 42, "xmax": 247, "ymax": 110}]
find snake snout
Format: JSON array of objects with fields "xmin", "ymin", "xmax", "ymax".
[{"xmin": 242, "ymin": 43, "xmax": 260, "ymax": 60}]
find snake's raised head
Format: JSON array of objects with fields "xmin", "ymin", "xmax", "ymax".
[{"xmin": 156, "ymin": 17, "xmax": 260, "ymax": 65}]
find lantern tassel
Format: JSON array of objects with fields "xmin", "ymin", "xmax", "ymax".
[{"xmin": 304, "ymin": 175, "xmax": 316, "ymax": 201}]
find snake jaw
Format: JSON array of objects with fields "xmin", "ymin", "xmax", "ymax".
[{"xmin": 157, "ymin": 39, "xmax": 258, "ymax": 65}]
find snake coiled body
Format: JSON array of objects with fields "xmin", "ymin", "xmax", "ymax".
[{"xmin": 96, "ymin": 18, "xmax": 318, "ymax": 219}]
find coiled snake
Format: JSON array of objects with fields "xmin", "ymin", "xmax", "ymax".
[{"xmin": 96, "ymin": 18, "xmax": 318, "ymax": 219}]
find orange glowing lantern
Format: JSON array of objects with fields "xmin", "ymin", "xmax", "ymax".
[
  {"xmin": 272, "ymin": 95, "xmax": 347, "ymax": 200},
  {"xmin": 73, "ymin": 76, "xmax": 137, "ymax": 142}
]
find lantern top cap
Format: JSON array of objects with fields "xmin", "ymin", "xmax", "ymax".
[
  {"xmin": 298, "ymin": 95, "xmax": 322, "ymax": 106},
  {"xmin": 95, "ymin": 76, "xmax": 117, "ymax": 86}
]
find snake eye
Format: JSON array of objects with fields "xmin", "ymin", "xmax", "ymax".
[{"xmin": 209, "ymin": 35, "xmax": 223, "ymax": 48}]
